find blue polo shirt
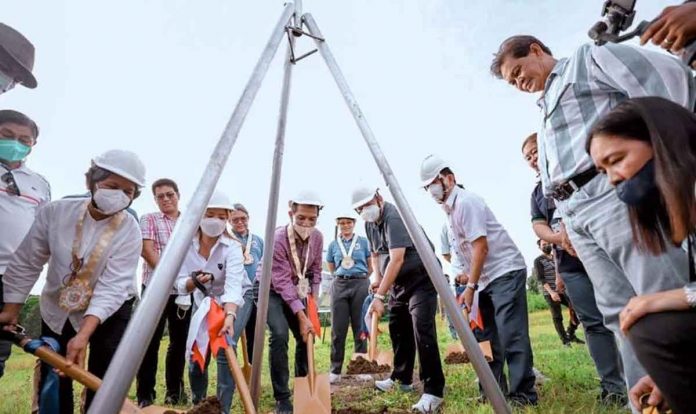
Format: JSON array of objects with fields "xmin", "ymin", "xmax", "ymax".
[
  {"xmin": 325, "ymin": 234, "xmax": 370, "ymax": 277},
  {"xmin": 233, "ymin": 231, "xmax": 264, "ymax": 282}
]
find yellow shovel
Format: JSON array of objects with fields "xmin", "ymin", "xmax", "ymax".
[
  {"xmin": 293, "ymin": 332, "xmax": 331, "ymax": 414},
  {"xmin": 240, "ymin": 332, "xmax": 252, "ymax": 385}
]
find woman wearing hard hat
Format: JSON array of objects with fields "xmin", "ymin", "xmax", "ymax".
[
  {"xmin": 0, "ymin": 149, "xmax": 146, "ymax": 413},
  {"xmin": 325, "ymin": 212, "xmax": 372, "ymax": 383},
  {"xmin": 175, "ymin": 191, "xmax": 252, "ymax": 414}
]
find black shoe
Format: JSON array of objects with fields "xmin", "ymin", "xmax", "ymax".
[
  {"xmin": 138, "ymin": 399, "xmax": 153, "ymax": 408},
  {"xmin": 599, "ymin": 390, "xmax": 628, "ymax": 407},
  {"xmin": 568, "ymin": 335, "xmax": 585, "ymax": 344},
  {"xmin": 562, "ymin": 340, "xmax": 572, "ymax": 347},
  {"xmin": 508, "ymin": 395, "xmax": 539, "ymax": 407},
  {"xmin": 275, "ymin": 399, "xmax": 293, "ymax": 414}
]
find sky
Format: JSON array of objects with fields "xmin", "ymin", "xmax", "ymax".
[{"xmin": 2, "ymin": 0, "xmax": 677, "ymax": 290}]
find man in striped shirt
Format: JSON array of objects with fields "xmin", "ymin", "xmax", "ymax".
[{"xmin": 491, "ymin": 35, "xmax": 694, "ymax": 392}]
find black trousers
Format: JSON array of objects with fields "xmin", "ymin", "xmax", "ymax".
[
  {"xmin": 543, "ymin": 293, "xmax": 579, "ymax": 343},
  {"xmin": 388, "ymin": 281, "xmax": 445, "ymax": 397},
  {"xmin": 628, "ymin": 309, "xmax": 696, "ymax": 414},
  {"xmin": 136, "ymin": 290, "xmax": 191, "ymax": 402},
  {"xmin": 39, "ymin": 299, "xmax": 133, "ymax": 414},
  {"xmin": 244, "ymin": 300, "xmax": 257, "ymax": 361}
]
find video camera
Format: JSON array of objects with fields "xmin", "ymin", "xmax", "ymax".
[{"xmin": 588, "ymin": 0, "xmax": 696, "ymax": 67}]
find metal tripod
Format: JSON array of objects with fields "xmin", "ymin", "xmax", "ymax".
[{"xmin": 88, "ymin": 2, "xmax": 511, "ymax": 413}]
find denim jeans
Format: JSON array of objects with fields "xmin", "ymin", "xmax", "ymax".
[{"xmin": 189, "ymin": 290, "xmax": 253, "ymax": 414}]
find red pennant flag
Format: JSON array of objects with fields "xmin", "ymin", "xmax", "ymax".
[
  {"xmin": 208, "ymin": 299, "xmax": 229, "ymax": 358},
  {"xmin": 307, "ymin": 294, "xmax": 321, "ymax": 337}
]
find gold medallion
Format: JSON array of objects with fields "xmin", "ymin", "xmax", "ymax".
[
  {"xmin": 341, "ymin": 256, "xmax": 355, "ymax": 269},
  {"xmin": 243, "ymin": 252, "xmax": 254, "ymax": 265},
  {"xmin": 297, "ymin": 278, "xmax": 310, "ymax": 299}
]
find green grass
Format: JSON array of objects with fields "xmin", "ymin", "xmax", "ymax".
[{"xmin": 1, "ymin": 308, "xmax": 625, "ymax": 413}]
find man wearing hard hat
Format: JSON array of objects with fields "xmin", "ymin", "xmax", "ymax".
[
  {"xmin": 325, "ymin": 212, "xmax": 371, "ymax": 384},
  {"xmin": 0, "ymin": 149, "xmax": 145, "ymax": 412},
  {"xmin": 351, "ymin": 186, "xmax": 445, "ymax": 414},
  {"xmin": 0, "ymin": 22, "xmax": 38, "ymax": 94},
  {"xmin": 255, "ymin": 191, "xmax": 324, "ymax": 414},
  {"xmin": 419, "ymin": 154, "xmax": 537, "ymax": 406}
]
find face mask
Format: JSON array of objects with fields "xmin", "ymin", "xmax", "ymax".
[
  {"xmin": 293, "ymin": 223, "xmax": 314, "ymax": 240},
  {"xmin": 0, "ymin": 140, "xmax": 30, "ymax": 162},
  {"xmin": 200, "ymin": 217, "xmax": 227, "ymax": 237},
  {"xmin": 360, "ymin": 204, "xmax": 381, "ymax": 223},
  {"xmin": 542, "ymin": 245, "xmax": 552, "ymax": 255},
  {"xmin": 615, "ymin": 159, "xmax": 657, "ymax": 206},
  {"xmin": 428, "ymin": 182, "xmax": 445, "ymax": 203},
  {"xmin": 93, "ymin": 188, "xmax": 131, "ymax": 215},
  {"xmin": 0, "ymin": 72, "xmax": 15, "ymax": 94}
]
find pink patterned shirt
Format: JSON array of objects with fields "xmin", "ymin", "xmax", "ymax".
[{"xmin": 140, "ymin": 211, "xmax": 179, "ymax": 288}]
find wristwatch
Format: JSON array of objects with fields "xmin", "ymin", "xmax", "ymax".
[
  {"xmin": 374, "ymin": 293, "xmax": 386, "ymax": 302},
  {"xmin": 685, "ymin": 282, "xmax": 696, "ymax": 308},
  {"xmin": 466, "ymin": 282, "xmax": 479, "ymax": 291},
  {"xmin": 226, "ymin": 311, "xmax": 237, "ymax": 320}
]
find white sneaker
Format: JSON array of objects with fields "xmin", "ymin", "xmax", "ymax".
[
  {"xmin": 374, "ymin": 378, "xmax": 414, "ymax": 392},
  {"xmin": 533, "ymin": 367, "xmax": 549, "ymax": 386},
  {"xmin": 411, "ymin": 393, "xmax": 444, "ymax": 413},
  {"xmin": 329, "ymin": 373, "xmax": 341, "ymax": 384}
]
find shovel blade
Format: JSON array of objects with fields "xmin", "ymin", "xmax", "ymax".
[
  {"xmin": 293, "ymin": 375, "xmax": 331, "ymax": 414},
  {"xmin": 376, "ymin": 351, "xmax": 392, "ymax": 368},
  {"xmin": 445, "ymin": 343, "xmax": 465, "ymax": 356}
]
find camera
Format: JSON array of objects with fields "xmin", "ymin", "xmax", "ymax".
[{"xmin": 588, "ymin": 0, "xmax": 637, "ymax": 45}]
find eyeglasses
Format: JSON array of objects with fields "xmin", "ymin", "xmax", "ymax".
[
  {"xmin": 230, "ymin": 217, "xmax": 249, "ymax": 224},
  {"xmin": 155, "ymin": 192, "xmax": 177, "ymax": 201},
  {"xmin": 1, "ymin": 171, "xmax": 20, "ymax": 196}
]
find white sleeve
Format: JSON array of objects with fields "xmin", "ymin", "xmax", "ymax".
[
  {"xmin": 220, "ymin": 242, "xmax": 245, "ymax": 307},
  {"xmin": 3, "ymin": 203, "xmax": 53, "ymax": 303},
  {"xmin": 85, "ymin": 223, "xmax": 142, "ymax": 323},
  {"xmin": 175, "ymin": 246, "xmax": 194, "ymax": 294}
]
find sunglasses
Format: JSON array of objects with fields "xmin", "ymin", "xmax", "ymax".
[
  {"xmin": 1, "ymin": 171, "xmax": 20, "ymax": 196},
  {"xmin": 155, "ymin": 192, "xmax": 177, "ymax": 201}
]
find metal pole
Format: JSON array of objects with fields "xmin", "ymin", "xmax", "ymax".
[
  {"xmin": 249, "ymin": 8, "xmax": 298, "ymax": 408},
  {"xmin": 88, "ymin": 4, "xmax": 295, "ymax": 413},
  {"xmin": 303, "ymin": 14, "xmax": 512, "ymax": 414}
]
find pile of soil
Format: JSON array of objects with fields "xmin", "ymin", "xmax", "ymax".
[
  {"xmin": 346, "ymin": 356, "xmax": 390, "ymax": 375},
  {"xmin": 163, "ymin": 397, "xmax": 222, "ymax": 414},
  {"xmin": 444, "ymin": 351, "xmax": 469, "ymax": 365}
]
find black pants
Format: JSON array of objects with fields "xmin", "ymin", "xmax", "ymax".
[
  {"xmin": 543, "ymin": 293, "xmax": 579, "ymax": 343},
  {"xmin": 330, "ymin": 277, "xmax": 369, "ymax": 375},
  {"xmin": 628, "ymin": 309, "xmax": 696, "ymax": 414},
  {"xmin": 244, "ymin": 300, "xmax": 257, "ymax": 361},
  {"xmin": 136, "ymin": 290, "xmax": 191, "ymax": 403},
  {"xmin": 266, "ymin": 290, "xmax": 308, "ymax": 403},
  {"xmin": 39, "ymin": 299, "xmax": 134, "ymax": 414},
  {"xmin": 389, "ymin": 281, "xmax": 445, "ymax": 397},
  {"xmin": 0, "ymin": 275, "xmax": 12, "ymax": 379}
]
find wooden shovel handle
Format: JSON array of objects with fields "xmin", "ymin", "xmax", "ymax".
[
  {"xmin": 306, "ymin": 332, "xmax": 316, "ymax": 394},
  {"xmin": 224, "ymin": 347, "xmax": 256, "ymax": 414},
  {"xmin": 240, "ymin": 331, "xmax": 251, "ymax": 367},
  {"xmin": 369, "ymin": 313, "xmax": 379, "ymax": 361}
]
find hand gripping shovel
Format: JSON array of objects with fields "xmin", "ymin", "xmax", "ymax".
[
  {"xmin": 444, "ymin": 308, "xmax": 493, "ymax": 364},
  {"xmin": 223, "ymin": 346, "xmax": 256, "ymax": 414},
  {"xmin": 240, "ymin": 331, "xmax": 252, "ymax": 385},
  {"xmin": 0, "ymin": 325, "xmax": 147, "ymax": 414},
  {"xmin": 293, "ymin": 332, "xmax": 331, "ymax": 414}
]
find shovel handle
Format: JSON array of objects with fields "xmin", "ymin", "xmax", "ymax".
[
  {"xmin": 224, "ymin": 347, "xmax": 256, "ymax": 414},
  {"xmin": 306, "ymin": 332, "xmax": 316, "ymax": 394},
  {"xmin": 240, "ymin": 331, "xmax": 251, "ymax": 367},
  {"xmin": 369, "ymin": 313, "xmax": 379, "ymax": 361}
]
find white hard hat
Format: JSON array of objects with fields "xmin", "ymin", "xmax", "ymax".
[
  {"xmin": 207, "ymin": 191, "xmax": 234, "ymax": 210},
  {"xmin": 92, "ymin": 149, "xmax": 146, "ymax": 187},
  {"xmin": 289, "ymin": 190, "xmax": 323, "ymax": 208},
  {"xmin": 419, "ymin": 154, "xmax": 449, "ymax": 187},
  {"xmin": 351, "ymin": 186, "xmax": 378, "ymax": 210},
  {"xmin": 336, "ymin": 212, "xmax": 356, "ymax": 221}
]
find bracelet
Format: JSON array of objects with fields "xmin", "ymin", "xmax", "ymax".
[
  {"xmin": 226, "ymin": 311, "xmax": 237, "ymax": 320},
  {"xmin": 466, "ymin": 282, "xmax": 479, "ymax": 291},
  {"xmin": 685, "ymin": 283, "xmax": 696, "ymax": 308},
  {"xmin": 374, "ymin": 293, "xmax": 386, "ymax": 301}
]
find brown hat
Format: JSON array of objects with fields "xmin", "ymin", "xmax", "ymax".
[{"xmin": 0, "ymin": 23, "xmax": 37, "ymax": 88}]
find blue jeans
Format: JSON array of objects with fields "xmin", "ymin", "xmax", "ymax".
[
  {"xmin": 558, "ymin": 175, "xmax": 689, "ymax": 390},
  {"xmin": 189, "ymin": 290, "xmax": 253, "ymax": 414}
]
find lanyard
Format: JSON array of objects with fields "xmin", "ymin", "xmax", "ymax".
[
  {"xmin": 337, "ymin": 234, "xmax": 358, "ymax": 259},
  {"xmin": 287, "ymin": 224, "xmax": 311, "ymax": 280}
]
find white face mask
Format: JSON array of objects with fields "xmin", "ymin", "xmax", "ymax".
[
  {"xmin": 93, "ymin": 188, "xmax": 131, "ymax": 215},
  {"xmin": 428, "ymin": 182, "xmax": 445, "ymax": 203},
  {"xmin": 293, "ymin": 223, "xmax": 314, "ymax": 240},
  {"xmin": 200, "ymin": 217, "xmax": 227, "ymax": 237},
  {"xmin": 360, "ymin": 204, "xmax": 381, "ymax": 223}
]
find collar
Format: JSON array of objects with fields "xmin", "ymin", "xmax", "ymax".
[
  {"xmin": 0, "ymin": 160, "xmax": 27, "ymax": 173},
  {"xmin": 233, "ymin": 230, "xmax": 250, "ymax": 240},
  {"xmin": 443, "ymin": 186, "xmax": 462, "ymax": 214},
  {"xmin": 159, "ymin": 211, "xmax": 180, "ymax": 220},
  {"xmin": 193, "ymin": 234, "xmax": 232, "ymax": 251},
  {"xmin": 537, "ymin": 58, "xmax": 567, "ymax": 108},
  {"xmin": 340, "ymin": 233, "xmax": 355, "ymax": 242}
]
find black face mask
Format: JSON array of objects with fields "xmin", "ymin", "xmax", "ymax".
[
  {"xmin": 615, "ymin": 159, "xmax": 657, "ymax": 206},
  {"xmin": 542, "ymin": 245, "xmax": 552, "ymax": 255}
]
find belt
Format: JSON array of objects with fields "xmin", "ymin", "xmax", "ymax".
[
  {"xmin": 551, "ymin": 169, "xmax": 598, "ymax": 201},
  {"xmin": 335, "ymin": 273, "xmax": 368, "ymax": 280}
]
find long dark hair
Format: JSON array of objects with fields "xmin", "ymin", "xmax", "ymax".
[{"xmin": 586, "ymin": 97, "xmax": 696, "ymax": 254}]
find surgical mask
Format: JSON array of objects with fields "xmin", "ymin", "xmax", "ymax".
[
  {"xmin": 93, "ymin": 188, "xmax": 131, "ymax": 215},
  {"xmin": 542, "ymin": 245, "xmax": 552, "ymax": 255},
  {"xmin": 0, "ymin": 72, "xmax": 15, "ymax": 94},
  {"xmin": 360, "ymin": 204, "xmax": 381, "ymax": 223},
  {"xmin": 428, "ymin": 182, "xmax": 445, "ymax": 203},
  {"xmin": 0, "ymin": 140, "xmax": 30, "ymax": 162},
  {"xmin": 293, "ymin": 223, "xmax": 314, "ymax": 240},
  {"xmin": 615, "ymin": 159, "xmax": 657, "ymax": 206},
  {"xmin": 200, "ymin": 217, "xmax": 227, "ymax": 237}
]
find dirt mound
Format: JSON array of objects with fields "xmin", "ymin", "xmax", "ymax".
[
  {"xmin": 163, "ymin": 397, "xmax": 222, "ymax": 414},
  {"xmin": 346, "ymin": 356, "xmax": 390, "ymax": 375},
  {"xmin": 444, "ymin": 351, "xmax": 469, "ymax": 364}
]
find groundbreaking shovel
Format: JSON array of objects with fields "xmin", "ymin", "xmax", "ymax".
[
  {"xmin": 223, "ymin": 346, "xmax": 256, "ymax": 414},
  {"xmin": 444, "ymin": 308, "xmax": 493, "ymax": 364},
  {"xmin": 293, "ymin": 332, "xmax": 331, "ymax": 414},
  {"xmin": 368, "ymin": 313, "xmax": 392, "ymax": 367},
  {"xmin": 240, "ymin": 332, "xmax": 252, "ymax": 385}
]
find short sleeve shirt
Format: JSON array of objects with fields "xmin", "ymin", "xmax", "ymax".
[{"xmin": 325, "ymin": 235, "xmax": 370, "ymax": 277}]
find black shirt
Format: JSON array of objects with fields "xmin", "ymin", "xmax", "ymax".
[
  {"xmin": 533, "ymin": 254, "xmax": 557, "ymax": 294},
  {"xmin": 530, "ymin": 182, "xmax": 584, "ymax": 273}
]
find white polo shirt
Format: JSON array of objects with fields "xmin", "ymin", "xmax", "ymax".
[
  {"xmin": 176, "ymin": 234, "xmax": 252, "ymax": 308},
  {"xmin": 3, "ymin": 198, "xmax": 142, "ymax": 334},
  {"xmin": 0, "ymin": 162, "xmax": 51, "ymax": 274}
]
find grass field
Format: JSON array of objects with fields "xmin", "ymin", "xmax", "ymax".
[{"xmin": 0, "ymin": 307, "xmax": 627, "ymax": 413}]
